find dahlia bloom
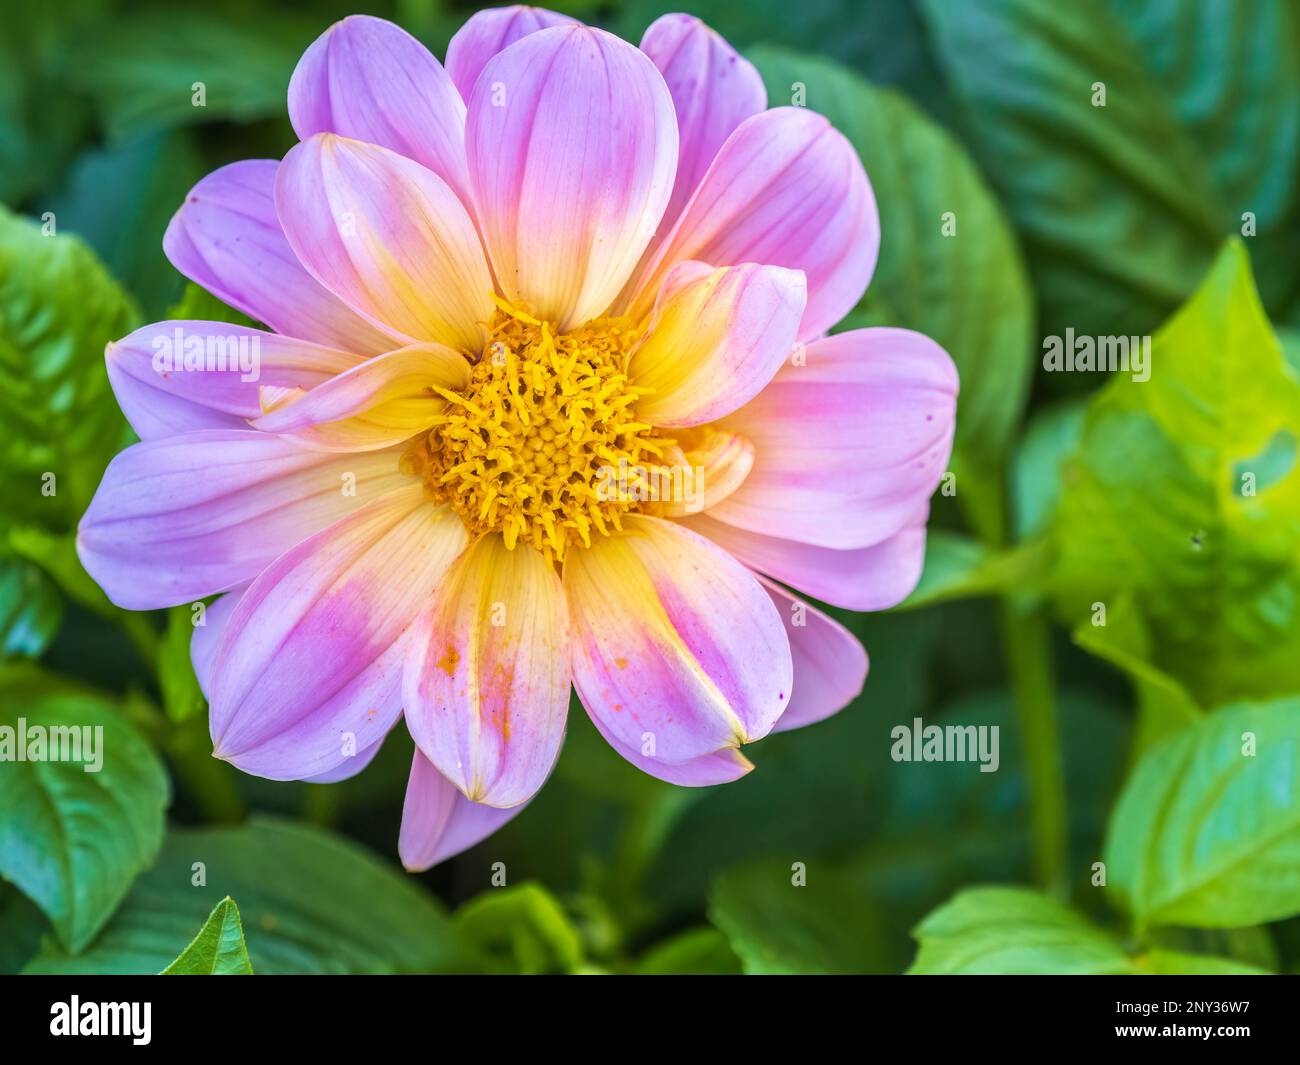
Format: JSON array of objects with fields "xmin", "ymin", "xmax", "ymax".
[{"xmin": 78, "ymin": 8, "xmax": 957, "ymax": 869}]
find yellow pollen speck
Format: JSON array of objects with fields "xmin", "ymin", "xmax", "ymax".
[{"xmin": 403, "ymin": 299, "xmax": 674, "ymax": 561}]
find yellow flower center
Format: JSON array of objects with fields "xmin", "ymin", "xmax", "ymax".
[{"xmin": 403, "ymin": 298, "xmax": 674, "ymax": 561}]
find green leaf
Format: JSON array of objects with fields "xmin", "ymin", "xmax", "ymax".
[
  {"xmin": 908, "ymin": 887, "xmax": 1132, "ymax": 974},
  {"xmin": 1105, "ymin": 698, "xmax": 1300, "ymax": 930},
  {"xmin": 25, "ymin": 818, "xmax": 475, "ymax": 974},
  {"xmin": 749, "ymin": 46, "xmax": 1034, "ymax": 474},
  {"xmin": 1134, "ymin": 950, "xmax": 1268, "ymax": 975},
  {"xmin": 0, "ymin": 673, "xmax": 169, "ymax": 951},
  {"xmin": 633, "ymin": 927, "xmax": 742, "ymax": 975},
  {"xmin": 710, "ymin": 861, "xmax": 890, "ymax": 974},
  {"xmin": 166, "ymin": 282, "xmax": 255, "ymax": 329},
  {"xmin": 1052, "ymin": 241, "xmax": 1300, "ymax": 708},
  {"xmin": 454, "ymin": 882, "xmax": 584, "ymax": 975},
  {"xmin": 0, "ymin": 556, "xmax": 61, "ymax": 658},
  {"xmin": 157, "ymin": 605, "xmax": 205, "ymax": 724},
  {"xmin": 48, "ymin": 130, "xmax": 208, "ymax": 317},
  {"xmin": 918, "ymin": 0, "xmax": 1300, "ymax": 339},
  {"xmin": 160, "ymin": 896, "xmax": 253, "ymax": 975},
  {"xmin": 70, "ymin": 8, "xmax": 319, "ymax": 141},
  {"xmin": 896, "ymin": 532, "xmax": 1051, "ymax": 610},
  {"xmin": 1013, "ymin": 399, "xmax": 1088, "ymax": 540},
  {"xmin": 0, "ymin": 207, "xmax": 137, "ymax": 534}
]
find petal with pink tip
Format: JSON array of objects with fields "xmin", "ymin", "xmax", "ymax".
[
  {"xmin": 404, "ymin": 533, "xmax": 570, "ymax": 807},
  {"xmin": 678, "ymin": 510, "xmax": 929, "ymax": 611},
  {"xmin": 210, "ymin": 485, "xmax": 467, "ymax": 781},
  {"xmin": 276, "ymin": 134, "xmax": 495, "ymax": 353},
  {"xmin": 106, "ymin": 321, "xmax": 363, "ymax": 440},
  {"xmin": 164, "ymin": 160, "xmax": 392, "ymax": 355},
  {"xmin": 564, "ymin": 515, "xmax": 791, "ymax": 764},
  {"xmin": 399, "ymin": 749, "xmax": 526, "ymax": 871},
  {"xmin": 710, "ymin": 328, "xmax": 957, "ymax": 550},
  {"xmin": 586, "ymin": 711, "xmax": 754, "ymax": 786},
  {"xmin": 289, "ymin": 15, "xmax": 472, "ymax": 207},
  {"xmin": 639, "ymin": 14, "xmax": 765, "ymax": 240},
  {"xmin": 623, "ymin": 107, "xmax": 877, "ymax": 341},
  {"xmin": 77, "ymin": 431, "xmax": 411, "ymax": 610},
  {"xmin": 630, "ymin": 260, "xmax": 805, "ymax": 427},
  {"xmin": 445, "ymin": 4, "xmax": 579, "ymax": 102},
  {"xmin": 252, "ymin": 343, "xmax": 471, "ymax": 451},
  {"xmin": 759, "ymin": 577, "xmax": 868, "ymax": 734},
  {"xmin": 466, "ymin": 26, "xmax": 677, "ymax": 329}
]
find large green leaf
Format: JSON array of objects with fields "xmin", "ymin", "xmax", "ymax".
[
  {"xmin": 908, "ymin": 886, "xmax": 1266, "ymax": 974},
  {"xmin": 0, "ymin": 671, "xmax": 169, "ymax": 951},
  {"xmin": 25, "ymin": 818, "xmax": 476, "ymax": 974},
  {"xmin": 160, "ymin": 896, "xmax": 252, "ymax": 975},
  {"xmin": 750, "ymin": 46, "xmax": 1034, "ymax": 474},
  {"xmin": 0, "ymin": 207, "xmax": 137, "ymax": 533},
  {"xmin": 918, "ymin": 0, "xmax": 1300, "ymax": 339},
  {"xmin": 1052, "ymin": 241, "xmax": 1300, "ymax": 708},
  {"xmin": 1105, "ymin": 698, "xmax": 1300, "ymax": 930},
  {"xmin": 908, "ymin": 887, "xmax": 1132, "ymax": 975}
]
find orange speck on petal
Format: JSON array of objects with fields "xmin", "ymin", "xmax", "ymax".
[{"xmin": 436, "ymin": 646, "xmax": 460, "ymax": 677}]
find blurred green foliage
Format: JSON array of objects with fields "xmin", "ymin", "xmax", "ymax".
[{"xmin": 2, "ymin": 0, "xmax": 1299, "ymax": 975}]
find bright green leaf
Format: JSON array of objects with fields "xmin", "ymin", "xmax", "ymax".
[
  {"xmin": 908, "ymin": 887, "xmax": 1132, "ymax": 974},
  {"xmin": 161, "ymin": 896, "xmax": 253, "ymax": 975},
  {"xmin": 1106, "ymin": 698, "xmax": 1300, "ymax": 930},
  {"xmin": 454, "ymin": 882, "xmax": 584, "ymax": 975},
  {"xmin": 0, "ymin": 207, "xmax": 137, "ymax": 534},
  {"xmin": 1053, "ymin": 241, "xmax": 1300, "ymax": 708}
]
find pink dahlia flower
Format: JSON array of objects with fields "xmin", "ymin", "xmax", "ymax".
[{"xmin": 78, "ymin": 8, "xmax": 957, "ymax": 870}]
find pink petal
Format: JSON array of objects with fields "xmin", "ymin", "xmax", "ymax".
[
  {"xmin": 251, "ymin": 342, "xmax": 471, "ymax": 451},
  {"xmin": 404, "ymin": 533, "xmax": 570, "ymax": 807},
  {"xmin": 678, "ymin": 511, "xmax": 929, "ymax": 611},
  {"xmin": 445, "ymin": 4, "xmax": 579, "ymax": 102},
  {"xmin": 288, "ymin": 15, "xmax": 472, "ymax": 208},
  {"xmin": 304, "ymin": 732, "xmax": 387, "ymax": 784},
  {"xmin": 209, "ymin": 485, "xmax": 468, "ymax": 780},
  {"xmin": 77, "ymin": 431, "xmax": 412, "ymax": 610},
  {"xmin": 563, "ymin": 515, "xmax": 791, "ymax": 764},
  {"xmin": 639, "ymin": 14, "xmax": 765, "ymax": 244},
  {"xmin": 654, "ymin": 429, "xmax": 754, "ymax": 518},
  {"xmin": 709, "ymin": 328, "xmax": 957, "ymax": 550},
  {"xmin": 622, "ymin": 107, "xmax": 877, "ymax": 341},
  {"xmin": 191, "ymin": 586, "xmax": 247, "ymax": 699},
  {"xmin": 106, "ymin": 320, "xmax": 363, "ymax": 440},
  {"xmin": 275, "ymin": 134, "xmax": 495, "ymax": 353},
  {"xmin": 630, "ymin": 260, "xmax": 805, "ymax": 427},
  {"xmin": 586, "ymin": 711, "xmax": 754, "ymax": 786},
  {"xmin": 760, "ymin": 577, "xmax": 868, "ymax": 733},
  {"xmin": 399, "ymin": 749, "xmax": 526, "ymax": 871},
  {"xmin": 465, "ymin": 25, "xmax": 678, "ymax": 329},
  {"xmin": 164, "ymin": 160, "xmax": 392, "ymax": 355}
]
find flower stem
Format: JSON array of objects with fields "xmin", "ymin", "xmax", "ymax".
[{"xmin": 1000, "ymin": 599, "xmax": 1067, "ymax": 896}]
